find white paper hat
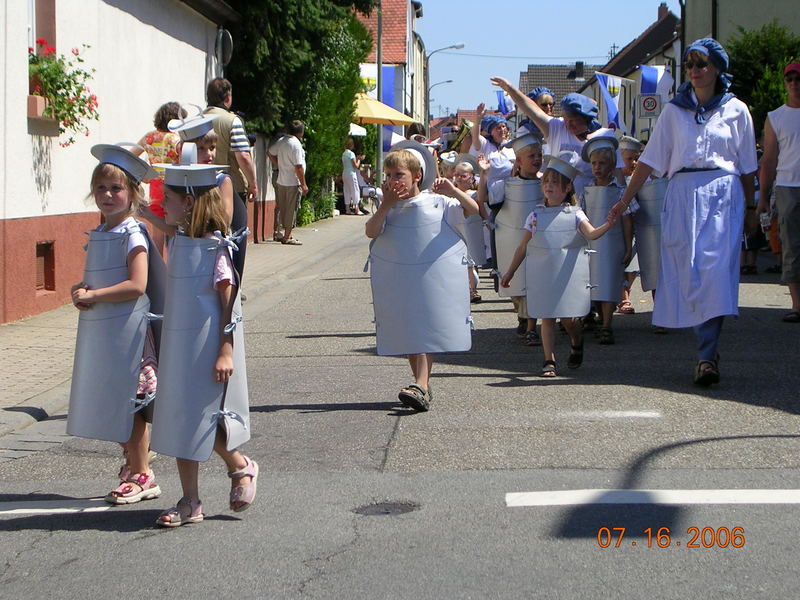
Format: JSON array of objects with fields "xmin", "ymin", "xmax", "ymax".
[
  {"xmin": 504, "ymin": 131, "xmax": 544, "ymax": 154},
  {"xmin": 543, "ymin": 151, "xmax": 581, "ymax": 182},
  {"xmin": 168, "ymin": 113, "xmax": 218, "ymax": 141},
  {"xmin": 440, "ymin": 151, "xmax": 458, "ymax": 166},
  {"xmin": 90, "ymin": 143, "xmax": 158, "ymax": 183},
  {"xmin": 454, "ymin": 153, "xmax": 480, "ymax": 174},
  {"xmin": 581, "ymin": 132, "xmax": 619, "ymax": 163},
  {"xmin": 618, "ymin": 135, "xmax": 644, "ymax": 152},
  {"xmin": 390, "ymin": 139, "xmax": 438, "ymax": 191},
  {"xmin": 163, "ymin": 164, "xmax": 221, "ymax": 191}
]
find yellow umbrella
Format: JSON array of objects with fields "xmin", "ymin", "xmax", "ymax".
[{"xmin": 354, "ymin": 92, "xmax": 415, "ymax": 126}]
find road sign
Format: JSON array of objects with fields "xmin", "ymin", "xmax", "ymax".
[{"xmin": 638, "ymin": 94, "xmax": 662, "ymax": 118}]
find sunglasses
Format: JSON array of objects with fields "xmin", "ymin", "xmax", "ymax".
[
  {"xmin": 786, "ymin": 74, "xmax": 800, "ymax": 83},
  {"xmin": 684, "ymin": 60, "xmax": 709, "ymax": 70},
  {"xmin": 538, "ymin": 101, "xmax": 555, "ymax": 107}
]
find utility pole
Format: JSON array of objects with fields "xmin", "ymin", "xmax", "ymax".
[{"xmin": 376, "ymin": 0, "xmax": 383, "ymax": 184}]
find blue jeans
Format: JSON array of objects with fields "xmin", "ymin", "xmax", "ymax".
[{"xmin": 693, "ymin": 316, "xmax": 724, "ymax": 362}]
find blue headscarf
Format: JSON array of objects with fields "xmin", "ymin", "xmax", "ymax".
[
  {"xmin": 527, "ymin": 87, "xmax": 555, "ymax": 102},
  {"xmin": 560, "ymin": 93, "xmax": 602, "ymax": 133},
  {"xmin": 669, "ymin": 38, "xmax": 735, "ymax": 124},
  {"xmin": 480, "ymin": 114, "xmax": 508, "ymax": 149}
]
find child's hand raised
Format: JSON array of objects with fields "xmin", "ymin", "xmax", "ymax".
[
  {"xmin": 477, "ymin": 154, "xmax": 490, "ymax": 173},
  {"xmin": 432, "ymin": 177, "xmax": 456, "ymax": 196},
  {"xmin": 381, "ymin": 179, "xmax": 411, "ymax": 206}
]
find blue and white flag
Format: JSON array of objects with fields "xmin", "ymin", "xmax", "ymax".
[
  {"xmin": 639, "ymin": 64, "xmax": 674, "ymax": 98},
  {"xmin": 496, "ymin": 90, "xmax": 510, "ymax": 115},
  {"xmin": 595, "ymin": 72, "xmax": 628, "ymax": 133}
]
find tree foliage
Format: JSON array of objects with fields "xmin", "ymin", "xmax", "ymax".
[
  {"xmin": 225, "ymin": 0, "xmax": 374, "ymax": 222},
  {"xmin": 726, "ymin": 21, "xmax": 800, "ymax": 135}
]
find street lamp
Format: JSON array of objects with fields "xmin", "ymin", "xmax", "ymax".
[
  {"xmin": 428, "ymin": 79, "xmax": 453, "ymax": 95},
  {"xmin": 425, "ymin": 43, "xmax": 463, "ymax": 126}
]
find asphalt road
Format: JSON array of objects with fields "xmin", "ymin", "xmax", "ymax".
[{"xmin": 1, "ymin": 231, "xmax": 799, "ymax": 599}]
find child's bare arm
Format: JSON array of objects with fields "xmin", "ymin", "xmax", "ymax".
[
  {"xmin": 432, "ymin": 178, "xmax": 479, "ymax": 217},
  {"xmin": 579, "ymin": 217, "xmax": 613, "ymax": 240},
  {"xmin": 500, "ymin": 232, "xmax": 531, "ymax": 287},
  {"xmin": 72, "ymin": 247, "xmax": 148, "ymax": 306},
  {"xmin": 214, "ymin": 279, "xmax": 236, "ymax": 383}
]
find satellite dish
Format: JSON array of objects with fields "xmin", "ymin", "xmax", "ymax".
[{"xmin": 216, "ymin": 28, "xmax": 233, "ymax": 66}]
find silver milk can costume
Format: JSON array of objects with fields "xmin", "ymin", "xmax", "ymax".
[
  {"xmin": 633, "ymin": 177, "xmax": 667, "ymax": 291},
  {"xmin": 525, "ymin": 205, "xmax": 591, "ymax": 318},
  {"xmin": 583, "ymin": 185, "xmax": 626, "ymax": 303},
  {"xmin": 495, "ymin": 178, "xmax": 543, "ymax": 297},
  {"xmin": 457, "ymin": 210, "xmax": 487, "ymax": 267},
  {"xmin": 68, "ymin": 222, "xmax": 165, "ymax": 443},
  {"xmin": 150, "ymin": 232, "xmax": 249, "ymax": 462},
  {"xmin": 368, "ymin": 191, "xmax": 472, "ymax": 356}
]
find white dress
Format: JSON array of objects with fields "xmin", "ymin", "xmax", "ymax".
[{"xmin": 638, "ymin": 98, "xmax": 757, "ymax": 328}]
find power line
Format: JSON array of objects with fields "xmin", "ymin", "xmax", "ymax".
[{"xmin": 440, "ymin": 51, "xmax": 608, "ymax": 60}]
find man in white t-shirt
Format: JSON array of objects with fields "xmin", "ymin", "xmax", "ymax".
[
  {"xmin": 269, "ymin": 120, "xmax": 307, "ymax": 245},
  {"xmin": 758, "ymin": 62, "xmax": 800, "ymax": 322}
]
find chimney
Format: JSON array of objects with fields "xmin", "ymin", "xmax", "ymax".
[
  {"xmin": 575, "ymin": 61, "xmax": 584, "ymax": 79},
  {"xmin": 658, "ymin": 2, "xmax": 668, "ymax": 20}
]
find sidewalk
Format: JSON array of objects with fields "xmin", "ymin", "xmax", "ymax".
[{"xmin": 0, "ymin": 214, "xmax": 369, "ymax": 436}]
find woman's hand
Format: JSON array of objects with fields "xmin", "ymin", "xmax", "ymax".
[
  {"xmin": 607, "ymin": 201, "xmax": 626, "ymax": 225},
  {"xmin": 490, "ymin": 77, "xmax": 512, "ymax": 92}
]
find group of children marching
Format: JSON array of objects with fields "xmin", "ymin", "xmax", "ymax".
[
  {"xmin": 68, "ymin": 111, "xmax": 256, "ymax": 527},
  {"xmin": 367, "ymin": 110, "xmax": 648, "ymax": 402}
]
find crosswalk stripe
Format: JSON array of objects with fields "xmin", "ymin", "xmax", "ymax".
[
  {"xmin": 0, "ymin": 498, "xmax": 112, "ymax": 515},
  {"xmin": 506, "ymin": 489, "xmax": 800, "ymax": 507}
]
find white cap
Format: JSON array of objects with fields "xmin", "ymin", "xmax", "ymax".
[
  {"xmin": 91, "ymin": 143, "xmax": 158, "ymax": 183},
  {"xmin": 167, "ymin": 113, "xmax": 218, "ymax": 141},
  {"xmin": 619, "ymin": 135, "xmax": 643, "ymax": 152},
  {"xmin": 390, "ymin": 139, "xmax": 438, "ymax": 191},
  {"xmin": 163, "ymin": 164, "xmax": 220, "ymax": 190},
  {"xmin": 544, "ymin": 151, "xmax": 581, "ymax": 182},
  {"xmin": 440, "ymin": 151, "xmax": 458, "ymax": 166},
  {"xmin": 581, "ymin": 132, "xmax": 619, "ymax": 163},
  {"xmin": 504, "ymin": 132, "xmax": 544, "ymax": 154}
]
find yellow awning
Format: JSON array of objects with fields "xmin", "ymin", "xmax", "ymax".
[{"xmin": 354, "ymin": 93, "xmax": 415, "ymax": 126}]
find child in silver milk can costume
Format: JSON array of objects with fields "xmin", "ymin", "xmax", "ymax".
[
  {"xmin": 365, "ymin": 140, "xmax": 480, "ymax": 411},
  {"xmin": 68, "ymin": 143, "xmax": 165, "ymax": 506},
  {"xmin": 149, "ymin": 162, "xmax": 256, "ymax": 527}
]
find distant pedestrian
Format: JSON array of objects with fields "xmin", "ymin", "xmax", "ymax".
[
  {"xmin": 67, "ymin": 143, "xmax": 164, "ymax": 506},
  {"xmin": 758, "ymin": 61, "xmax": 800, "ymax": 323},
  {"xmin": 269, "ymin": 120, "xmax": 308, "ymax": 245},
  {"xmin": 204, "ymin": 78, "xmax": 258, "ymax": 277},
  {"xmin": 342, "ymin": 137, "xmax": 364, "ymax": 215}
]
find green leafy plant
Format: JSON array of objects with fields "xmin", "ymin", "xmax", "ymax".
[{"xmin": 28, "ymin": 38, "xmax": 99, "ymax": 146}]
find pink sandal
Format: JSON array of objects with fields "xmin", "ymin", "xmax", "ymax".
[
  {"xmin": 228, "ymin": 456, "xmax": 259, "ymax": 512},
  {"xmin": 105, "ymin": 472, "xmax": 162, "ymax": 505},
  {"xmin": 156, "ymin": 497, "xmax": 204, "ymax": 528}
]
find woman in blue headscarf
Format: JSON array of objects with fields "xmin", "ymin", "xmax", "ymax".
[{"xmin": 609, "ymin": 38, "xmax": 757, "ymax": 386}]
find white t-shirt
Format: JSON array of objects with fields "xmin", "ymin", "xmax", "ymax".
[
  {"xmin": 523, "ymin": 203, "xmax": 587, "ymax": 234},
  {"xmin": 639, "ymin": 97, "xmax": 758, "ymax": 178},
  {"xmin": 273, "ymin": 135, "xmax": 306, "ymax": 186},
  {"xmin": 767, "ymin": 104, "xmax": 800, "ymax": 187},
  {"xmin": 101, "ymin": 217, "xmax": 147, "ymax": 256}
]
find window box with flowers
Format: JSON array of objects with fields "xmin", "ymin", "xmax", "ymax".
[{"xmin": 28, "ymin": 38, "xmax": 99, "ymax": 146}]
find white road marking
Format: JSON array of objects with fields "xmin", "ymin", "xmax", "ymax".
[
  {"xmin": 558, "ymin": 410, "xmax": 661, "ymax": 419},
  {"xmin": 0, "ymin": 498, "xmax": 112, "ymax": 516},
  {"xmin": 506, "ymin": 489, "xmax": 800, "ymax": 507}
]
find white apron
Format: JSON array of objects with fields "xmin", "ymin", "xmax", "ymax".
[
  {"xmin": 525, "ymin": 206, "xmax": 591, "ymax": 318},
  {"xmin": 68, "ymin": 222, "xmax": 165, "ymax": 443},
  {"xmin": 495, "ymin": 179, "xmax": 543, "ymax": 297},
  {"xmin": 369, "ymin": 193, "xmax": 472, "ymax": 356},
  {"xmin": 634, "ymin": 178, "xmax": 667, "ymax": 291},
  {"xmin": 150, "ymin": 233, "xmax": 249, "ymax": 461},
  {"xmin": 583, "ymin": 186, "xmax": 626, "ymax": 303},
  {"xmin": 654, "ymin": 170, "xmax": 744, "ymax": 328}
]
